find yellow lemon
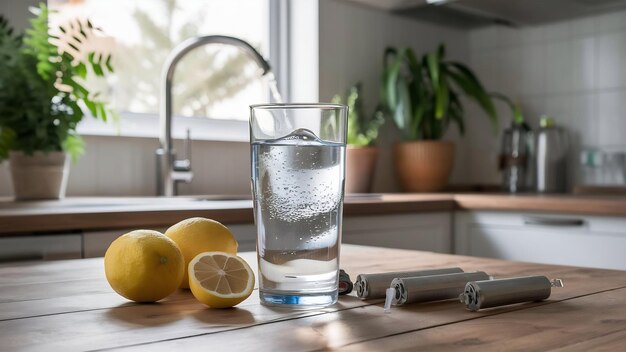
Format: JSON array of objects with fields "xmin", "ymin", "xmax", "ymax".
[
  {"xmin": 104, "ymin": 230, "xmax": 184, "ymax": 302},
  {"xmin": 165, "ymin": 217, "xmax": 238, "ymax": 288},
  {"xmin": 188, "ymin": 252, "xmax": 255, "ymax": 308}
]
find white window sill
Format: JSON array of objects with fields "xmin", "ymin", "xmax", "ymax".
[{"xmin": 77, "ymin": 112, "xmax": 250, "ymax": 142}]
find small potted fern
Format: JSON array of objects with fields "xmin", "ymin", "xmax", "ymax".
[
  {"xmin": 381, "ymin": 45, "xmax": 497, "ymax": 192},
  {"xmin": 0, "ymin": 5, "xmax": 113, "ymax": 199},
  {"xmin": 332, "ymin": 83, "xmax": 384, "ymax": 193}
]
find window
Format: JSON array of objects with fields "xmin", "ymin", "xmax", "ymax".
[{"xmin": 49, "ymin": 0, "xmax": 272, "ymax": 122}]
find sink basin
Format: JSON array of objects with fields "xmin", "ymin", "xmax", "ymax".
[
  {"xmin": 189, "ymin": 195, "xmax": 252, "ymax": 201},
  {"xmin": 0, "ymin": 195, "xmax": 253, "ymax": 212}
]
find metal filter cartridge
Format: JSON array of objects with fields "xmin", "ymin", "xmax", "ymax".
[
  {"xmin": 355, "ymin": 267, "xmax": 464, "ymax": 299},
  {"xmin": 460, "ymin": 275, "xmax": 564, "ymax": 311}
]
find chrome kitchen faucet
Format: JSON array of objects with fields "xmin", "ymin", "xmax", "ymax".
[{"xmin": 156, "ymin": 35, "xmax": 272, "ymax": 196}]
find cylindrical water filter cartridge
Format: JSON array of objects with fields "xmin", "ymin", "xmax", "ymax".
[
  {"xmin": 391, "ymin": 271, "xmax": 491, "ymax": 305},
  {"xmin": 355, "ymin": 267, "xmax": 464, "ymax": 299},
  {"xmin": 460, "ymin": 276, "xmax": 564, "ymax": 311}
]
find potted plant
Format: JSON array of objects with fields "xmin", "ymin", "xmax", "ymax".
[
  {"xmin": 332, "ymin": 83, "xmax": 384, "ymax": 193},
  {"xmin": 0, "ymin": 5, "xmax": 113, "ymax": 199},
  {"xmin": 381, "ymin": 45, "xmax": 497, "ymax": 192}
]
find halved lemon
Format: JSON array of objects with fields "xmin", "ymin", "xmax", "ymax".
[{"xmin": 188, "ymin": 252, "xmax": 255, "ymax": 308}]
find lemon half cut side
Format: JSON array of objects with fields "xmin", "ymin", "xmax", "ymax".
[{"xmin": 188, "ymin": 252, "xmax": 255, "ymax": 308}]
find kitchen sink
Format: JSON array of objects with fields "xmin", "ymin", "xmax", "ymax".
[
  {"xmin": 0, "ymin": 196, "xmax": 253, "ymax": 212},
  {"xmin": 0, "ymin": 193, "xmax": 383, "ymax": 213}
]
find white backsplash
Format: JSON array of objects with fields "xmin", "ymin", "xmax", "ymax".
[
  {"xmin": 462, "ymin": 9, "xmax": 626, "ymax": 189},
  {"xmin": 0, "ymin": 136, "xmax": 251, "ymax": 197},
  {"xmin": 318, "ymin": 0, "xmax": 469, "ymax": 192}
]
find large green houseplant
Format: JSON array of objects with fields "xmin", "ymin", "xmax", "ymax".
[
  {"xmin": 0, "ymin": 5, "xmax": 113, "ymax": 199},
  {"xmin": 381, "ymin": 45, "xmax": 497, "ymax": 192},
  {"xmin": 332, "ymin": 83, "xmax": 384, "ymax": 193}
]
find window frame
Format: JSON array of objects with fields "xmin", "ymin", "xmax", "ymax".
[{"xmin": 61, "ymin": 0, "xmax": 291, "ymax": 142}]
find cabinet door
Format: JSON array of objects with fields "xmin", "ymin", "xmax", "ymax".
[
  {"xmin": 83, "ymin": 227, "xmax": 167, "ymax": 258},
  {"xmin": 0, "ymin": 234, "xmax": 82, "ymax": 262},
  {"xmin": 228, "ymin": 224, "xmax": 257, "ymax": 252},
  {"xmin": 342, "ymin": 213, "xmax": 452, "ymax": 253},
  {"xmin": 83, "ymin": 224, "xmax": 257, "ymax": 258},
  {"xmin": 455, "ymin": 211, "xmax": 626, "ymax": 270}
]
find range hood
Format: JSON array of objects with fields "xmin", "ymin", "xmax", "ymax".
[{"xmin": 346, "ymin": 0, "xmax": 626, "ymax": 27}]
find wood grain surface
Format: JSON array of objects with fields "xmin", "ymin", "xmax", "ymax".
[{"xmin": 1, "ymin": 245, "xmax": 625, "ymax": 351}]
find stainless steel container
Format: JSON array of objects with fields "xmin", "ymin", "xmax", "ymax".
[
  {"xmin": 536, "ymin": 116, "xmax": 569, "ymax": 193},
  {"xmin": 500, "ymin": 123, "xmax": 533, "ymax": 193}
]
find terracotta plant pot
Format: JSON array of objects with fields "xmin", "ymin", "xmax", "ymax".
[
  {"xmin": 345, "ymin": 146, "xmax": 378, "ymax": 193},
  {"xmin": 394, "ymin": 141, "xmax": 455, "ymax": 192},
  {"xmin": 9, "ymin": 151, "xmax": 70, "ymax": 200}
]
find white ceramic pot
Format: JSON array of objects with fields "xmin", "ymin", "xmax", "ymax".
[{"xmin": 9, "ymin": 151, "xmax": 70, "ymax": 200}]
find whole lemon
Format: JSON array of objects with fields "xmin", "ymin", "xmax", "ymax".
[
  {"xmin": 165, "ymin": 217, "xmax": 238, "ymax": 288},
  {"xmin": 104, "ymin": 230, "xmax": 184, "ymax": 302}
]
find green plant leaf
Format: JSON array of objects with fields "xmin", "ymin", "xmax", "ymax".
[
  {"xmin": 448, "ymin": 62, "xmax": 497, "ymax": 123},
  {"xmin": 62, "ymin": 133, "xmax": 85, "ymax": 162},
  {"xmin": 105, "ymin": 54, "xmax": 114, "ymax": 72},
  {"xmin": 435, "ymin": 77, "xmax": 448, "ymax": 119},
  {"xmin": 394, "ymin": 75, "xmax": 412, "ymax": 137},
  {"xmin": 383, "ymin": 49, "xmax": 405, "ymax": 111},
  {"xmin": 491, "ymin": 92, "xmax": 526, "ymax": 128},
  {"xmin": 426, "ymin": 51, "xmax": 440, "ymax": 91},
  {"xmin": 437, "ymin": 44, "xmax": 446, "ymax": 59},
  {"xmin": 75, "ymin": 62, "xmax": 87, "ymax": 78},
  {"xmin": 0, "ymin": 127, "xmax": 16, "ymax": 160},
  {"xmin": 449, "ymin": 92, "xmax": 465, "ymax": 135}
]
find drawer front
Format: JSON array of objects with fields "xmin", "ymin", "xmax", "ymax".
[
  {"xmin": 465, "ymin": 225, "xmax": 626, "ymax": 270},
  {"xmin": 228, "ymin": 224, "xmax": 256, "ymax": 252},
  {"xmin": 343, "ymin": 213, "xmax": 452, "ymax": 253},
  {"xmin": 455, "ymin": 211, "xmax": 626, "ymax": 270},
  {"xmin": 0, "ymin": 234, "xmax": 82, "ymax": 262}
]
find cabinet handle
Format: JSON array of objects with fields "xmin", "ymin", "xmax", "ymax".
[
  {"xmin": 0, "ymin": 253, "xmax": 44, "ymax": 263},
  {"xmin": 523, "ymin": 216, "xmax": 585, "ymax": 227}
]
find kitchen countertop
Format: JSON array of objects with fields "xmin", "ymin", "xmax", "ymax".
[
  {"xmin": 1, "ymin": 244, "xmax": 625, "ymax": 351},
  {"xmin": 1, "ymin": 193, "xmax": 626, "ymax": 235}
]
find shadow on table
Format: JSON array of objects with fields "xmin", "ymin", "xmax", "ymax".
[
  {"xmin": 105, "ymin": 301, "xmax": 185, "ymax": 326},
  {"xmin": 192, "ymin": 307, "xmax": 256, "ymax": 326}
]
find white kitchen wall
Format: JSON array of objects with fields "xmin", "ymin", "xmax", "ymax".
[
  {"xmin": 0, "ymin": 0, "xmax": 38, "ymax": 32},
  {"xmin": 0, "ymin": 136, "xmax": 251, "ymax": 197},
  {"xmin": 0, "ymin": 0, "xmax": 468, "ymax": 197},
  {"xmin": 3, "ymin": 2, "xmax": 622, "ymax": 197},
  {"xmin": 463, "ymin": 10, "xmax": 626, "ymax": 189},
  {"xmin": 318, "ymin": 0, "xmax": 469, "ymax": 192}
]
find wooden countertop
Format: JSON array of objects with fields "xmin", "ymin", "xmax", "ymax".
[
  {"xmin": 1, "ymin": 193, "xmax": 625, "ymax": 235},
  {"xmin": 1, "ymin": 245, "xmax": 625, "ymax": 351}
]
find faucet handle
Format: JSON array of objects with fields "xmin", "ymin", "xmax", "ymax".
[
  {"xmin": 173, "ymin": 129, "xmax": 192, "ymax": 171},
  {"xmin": 183, "ymin": 128, "xmax": 191, "ymax": 164}
]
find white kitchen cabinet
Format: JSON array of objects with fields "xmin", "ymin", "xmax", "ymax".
[
  {"xmin": 83, "ymin": 227, "xmax": 167, "ymax": 258},
  {"xmin": 226, "ymin": 224, "xmax": 256, "ymax": 251},
  {"xmin": 0, "ymin": 234, "xmax": 82, "ymax": 262},
  {"xmin": 82, "ymin": 224, "xmax": 257, "ymax": 258},
  {"xmin": 342, "ymin": 212, "xmax": 452, "ymax": 253},
  {"xmin": 454, "ymin": 211, "xmax": 626, "ymax": 270}
]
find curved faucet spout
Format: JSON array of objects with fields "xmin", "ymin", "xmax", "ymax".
[{"xmin": 157, "ymin": 35, "xmax": 272, "ymax": 196}]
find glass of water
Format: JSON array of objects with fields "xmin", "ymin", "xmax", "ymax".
[{"xmin": 250, "ymin": 103, "xmax": 348, "ymax": 308}]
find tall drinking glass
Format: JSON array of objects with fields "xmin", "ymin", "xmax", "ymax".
[{"xmin": 250, "ymin": 103, "xmax": 348, "ymax": 308}]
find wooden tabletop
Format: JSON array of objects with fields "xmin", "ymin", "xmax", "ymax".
[
  {"xmin": 2, "ymin": 193, "xmax": 626, "ymax": 235},
  {"xmin": 1, "ymin": 245, "xmax": 625, "ymax": 351}
]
